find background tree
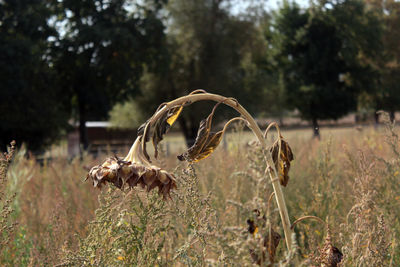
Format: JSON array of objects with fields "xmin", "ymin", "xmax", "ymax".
[
  {"xmin": 53, "ymin": 0, "xmax": 167, "ymax": 149},
  {"xmin": 381, "ymin": 0, "xmax": 400, "ymax": 121},
  {"xmin": 272, "ymin": 0, "xmax": 382, "ymax": 137},
  {"xmin": 129, "ymin": 0, "xmax": 272, "ymax": 146},
  {"xmin": 367, "ymin": 0, "xmax": 400, "ymax": 122},
  {"xmin": 0, "ymin": 0, "xmax": 68, "ymax": 151}
]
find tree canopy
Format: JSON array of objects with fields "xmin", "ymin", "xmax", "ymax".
[
  {"xmin": 130, "ymin": 0, "xmax": 271, "ymax": 145},
  {"xmin": 53, "ymin": 0, "xmax": 167, "ymax": 148},
  {"xmin": 2, "ymin": 0, "xmax": 400, "ymax": 150},
  {"xmin": 272, "ymin": 0, "xmax": 382, "ymax": 136},
  {"xmin": 0, "ymin": 0, "xmax": 67, "ymax": 151}
]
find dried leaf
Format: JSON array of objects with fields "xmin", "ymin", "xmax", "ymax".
[
  {"xmin": 192, "ymin": 131, "xmax": 223, "ymax": 162},
  {"xmin": 137, "ymin": 119, "xmax": 151, "ymax": 142},
  {"xmin": 270, "ymin": 138, "xmax": 294, "ymax": 186},
  {"xmin": 152, "ymin": 105, "xmax": 184, "ymax": 158},
  {"xmin": 177, "ymin": 103, "xmax": 223, "ymax": 162},
  {"xmin": 247, "ymin": 213, "xmax": 281, "ymax": 265},
  {"xmin": 166, "ymin": 105, "xmax": 183, "ymax": 126}
]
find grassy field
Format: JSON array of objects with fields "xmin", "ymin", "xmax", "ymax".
[{"xmin": 0, "ymin": 121, "xmax": 398, "ymax": 266}]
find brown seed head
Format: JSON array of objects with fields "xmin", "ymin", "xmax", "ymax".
[
  {"xmin": 87, "ymin": 157, "xmax": 176, "ymax": 199},
  {"xmin": 319, "ymin": 228, "xmax": 343, "ymax": 267}
]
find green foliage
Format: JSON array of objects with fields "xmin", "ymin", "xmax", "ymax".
[
  {"xmin": 272, "ymin": 0, "xmax": 382, "ymax": 131},
  {"xmin": 134, "ymin": 0, "xmax": 273, "ymax": 145},
  {"xmin": 109, "ymin": 100, "xmax": 146, "ymax": 129},
  {"xmin": 53, "ymin": 0, "xmax": 167, "ymax": 147},
  {"xmin": 0, "ymin": 0, "xmax": 68, "ymax": 151},
  {"xmin": 371, "ymin": 0, "xmax": 400, "ymax": 115}
]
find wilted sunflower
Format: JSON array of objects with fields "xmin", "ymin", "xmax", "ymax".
[{"xmin": 86, "ymin": 137, "xmax": 176, "ymax": 199}]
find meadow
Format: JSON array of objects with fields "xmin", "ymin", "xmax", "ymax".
[{"xmin": 0, "ymin": 118, "xmax": 398, "ymax": 266}]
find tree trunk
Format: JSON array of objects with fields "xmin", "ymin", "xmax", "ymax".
[
  {"xmin": 279, "ymin": 116, "xmax": 284, "ymax": 128},
  {"xmin": 78, "ymin": 98, "xmax": 89, "ymax": 151},
  {"xmin": 374, "ymin": 110, "xmax": 380, "ymax": 128},
  {"xmin": 178, "ymin": 116, "xmax": 197, "ymax": 147},
  {"xmin": 312, "ymin": 117, "xmax": 320, "ymax": 139},
  {"xmin": 390, "ymin": 110, "xmax": 395, "ymax": 123}
]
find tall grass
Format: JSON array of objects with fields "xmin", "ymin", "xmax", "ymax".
[{"xmin": 1, "ymin": 121, "xmax": 399, "ymax": 265}]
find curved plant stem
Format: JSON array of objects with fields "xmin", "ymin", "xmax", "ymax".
[
  {"xmin": 221, "ymin": 117, "xmax": 249, "ymax": 134},
  {"xmin": 131, "ymin": 92, "xmax": 293, "ymax": 251},
  {"xmin": 291, "ymin": 215, "xmax": 326, "ymax": 230}
]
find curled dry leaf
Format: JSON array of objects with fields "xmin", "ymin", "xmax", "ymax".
[
  {"xmin": 152, "ymin": 105, "xmax": 183, "ymax": 158},
  {"xmin": 270, "ymin": 137, "xmax": 294, "ymax": 187},
  {"xmin": 140, "ymin": 90, "xmax": 206, "ymax": 160},
  {"xmin": 138, "ymin": 105, "xmax": 184, "ymax": 160},
  {"xmin": 247, "ymin": 210, "xmax": 281, "ymax": 265},
  {"xmin": 178, "ymin": 103, "xmax": 224, "ymax": 162}
]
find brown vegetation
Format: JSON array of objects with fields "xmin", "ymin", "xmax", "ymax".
[{"xmin": 0, "ymin": 114, "xmax": 399, "ymax": 266}]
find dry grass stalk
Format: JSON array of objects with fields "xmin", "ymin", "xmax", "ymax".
[
  {"xmin": 291, "ymin": 216, "xmax": 343, "ymax": 267},
  {"xmin": 0, "ymin": 141, "xmax": 17, "ymax": 253}
]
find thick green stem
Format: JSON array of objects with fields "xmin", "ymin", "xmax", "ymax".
[{"xmin": 134, "ymin": 92, "xmax": 293, "ymax": 251}]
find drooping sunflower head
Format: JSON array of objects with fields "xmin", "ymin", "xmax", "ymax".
[{"xmin": 86, "ymin": 137, "xmax": 176, "ymax": 199}]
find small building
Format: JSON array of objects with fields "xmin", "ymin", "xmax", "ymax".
[{"xmin": 68, "ymin": 121, "xmax": 137, "ymax": 158}]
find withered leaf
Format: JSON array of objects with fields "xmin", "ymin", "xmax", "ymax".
[
  {"xmin": 137, "ymin": 119, "xmax": 151, "ymax": 142},
  {"xmin": 270, "ymin": 138, "xmax": 294, "ymax": 187},
  {"xmin": 265, "ymin": 227, "xmax": 281, "ymax": 264},
  {"xmin": 177, "ymin": 119, "xmax": 209, "ymax": 161},
  {"xmin": 247, "ymin": 216, "xmax": 281, "ymax": 265},
  {"xmin": 177, "ymin": 103, "xmax": 221, "ymax": 162},
  {"xmin": 152, "ymin": 105, "xmax": 184, "ymax": 158},
  {"xmin": 166, "ymin": 105, "xmax": 183, "ymax": 126},
  {"xmin": 192, "ymin": 131, "xmax": 223, "ymax": 162}
]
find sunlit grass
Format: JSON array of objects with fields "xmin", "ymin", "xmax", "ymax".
[{"xmin": 1, "ymin": 122, "xmax": 398, "ymax": 266}]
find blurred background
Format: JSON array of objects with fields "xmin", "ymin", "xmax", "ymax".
[
  {"xmin": 1, "ymin": 0, "xmax": 399, "ymax": 155},
  {"xmin": 2, "ymin": 1, "xmax": 400, "ymax": 266}
]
